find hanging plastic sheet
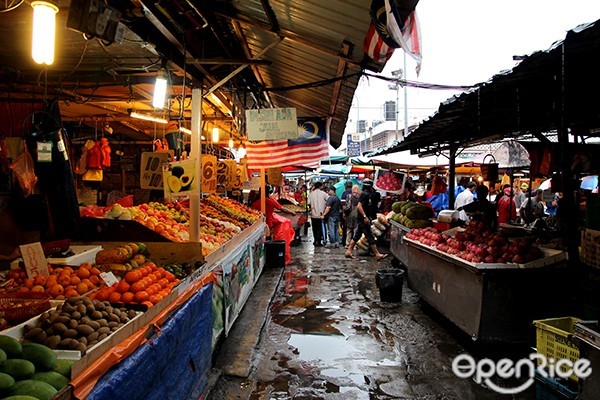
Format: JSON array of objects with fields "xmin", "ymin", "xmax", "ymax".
[{"xmin": 86, "ymin": 283, "xmax": 213, "ymax": 400}]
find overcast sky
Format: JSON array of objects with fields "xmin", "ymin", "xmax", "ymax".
[{"xmin": 345, "ymin": 0, "xmax": 600, "ymax": 136}]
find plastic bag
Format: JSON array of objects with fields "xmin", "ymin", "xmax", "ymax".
[{"xmin": 9, "ymin": 141, "xmax": 37, "ymax": 197}]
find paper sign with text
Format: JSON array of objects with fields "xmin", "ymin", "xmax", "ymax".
[
  {"xmin": 246, "ymin": 108, "xmax": 298, "ymax": 140},
  {"xmin": 19, "ymin": 242, "xmax": 50, "ymax": 278},
  {"xmin": 140, "ymin": 151, "xmax": 173, "ymax": 189},
  {"xmin": 100, "ymin": 272, "xmax": 119, "ymax": 287},
  {"xmin": 202, "ymin": 155, "xmax": 217, "ymax": 194}
]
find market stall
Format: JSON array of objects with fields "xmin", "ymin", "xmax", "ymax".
[{"xmin": 400, "ymin": 223, "xmax": 568, "ymax": 342}]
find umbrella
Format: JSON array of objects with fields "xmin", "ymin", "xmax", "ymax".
[
  {"xmin": 581, "ymin": 175, "xmax": 598, "ymax": 191},
  {"xmin": 539, "ymin": 178, "xmax": 552, "ymax": 191},
  {"xmin": 334, "ymin": 178, "xmax": 359, "ymax": 199}
]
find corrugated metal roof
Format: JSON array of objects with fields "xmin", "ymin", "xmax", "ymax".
[{"xmin": 373, "ymin": 18, "xmax": 600, "ymax": 156}]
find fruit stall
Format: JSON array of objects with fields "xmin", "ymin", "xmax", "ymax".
[
  {"xmin": 0, "ymin": 194, "xmax": 267, "ymax": 400},
  {"xmin": 399, "ymin": 220, "xmax": 569, "ymax": 342}
]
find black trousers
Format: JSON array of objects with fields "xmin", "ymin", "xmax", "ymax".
[{"xmin": 311, "ymin": 217, "xmax": 324, "ymax": 244}]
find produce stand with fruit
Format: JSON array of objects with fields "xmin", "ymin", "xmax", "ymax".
[{"xmin": 401, "ymin": 222, "xmax": 568, "ymax": 342}]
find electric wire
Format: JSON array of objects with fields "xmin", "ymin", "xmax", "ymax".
[{"xmin": 0, "ymin": 0, "xmax": 24, "ymax": 13}]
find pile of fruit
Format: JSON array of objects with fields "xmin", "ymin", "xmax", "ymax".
[
  {"xmin": 15, "ymin": 264, "xmax": 102, "ymax": 299},
  {"xmin": 94, "ymin": 242, "xmax": 148, "ymax": 277},
  {"xmin": 81, "ymin": 196, "xmax": 257, "ymax": 255},
  {"xmin": 0, "ymin": 270, "xmax": 28, "ymax": 294},
  {"xmin": 0, "ymin": 334, "xmax": 73, "ymax": 399},
  {"xmin": 375, "ymin": 171, "xmax": 404, "ymax": 192},
  {"xmin": 89, "ymin": 263, "xmax": 179, "ymax": 308},
  {"xmin": 405, "ymin": 221, "xmax": 545, "ymax": 264},
  {"xmin": 389, "ymin": 201, "xmax": 434, "ymax": 229},
  {"xmin": 22, "ymin": 297, "xmax": 137, "ymax": 355}
]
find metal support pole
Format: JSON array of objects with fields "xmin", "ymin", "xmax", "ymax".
[
  {"xmin": 449, "ymin": 146, "xmax": 457, "ymax": 209},
  {"xmin": 403, "ymin": 52, "xmax": 409, "ymax": 138},
  {"xmin": 189, "ymin": 88, "xmax": 203, "ymax": 243}
]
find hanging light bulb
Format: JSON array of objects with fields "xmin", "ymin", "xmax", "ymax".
[
  {"xmin": 212, "ymin": 126, "xmax": 220, "ymax": 143},
  {"xmin": 237, "ymin": 143, "xmax": 246, "ymax": 158},
  {"xmin": 228, "ymin": 135, "xmax": 234, "ymax": 148},
  {"xmin": 153, "ymin": 68, "xmax": 168, "ymax": 109},
  {"xmin": 31, "ymin": 1, "xmax": 59, "ymax": 65}
]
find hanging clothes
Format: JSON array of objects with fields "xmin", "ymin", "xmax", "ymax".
[
  {"xmin": 100, "ymin": 137, "xmax": 111, "ymax": 168},
  {"xmin": 76, "ymin": 140, "xmax": 95, "ymax": 175},
  {"xmin": 87, "ymin": 140, "xmax": 103, "ymax": 170}
]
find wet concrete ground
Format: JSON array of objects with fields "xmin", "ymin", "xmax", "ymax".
[{"xmin": 206, "ymin": 236, "xmax": 568, "ymax": 399}]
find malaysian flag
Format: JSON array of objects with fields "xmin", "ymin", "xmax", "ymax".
[
  {"xmin": 386, "ymin": 2, "xmax": 422, "ymax": 75},
  {"xmin": 246, "ymin": 117, "xmax": 329, "ymax": 170},
  {"xmin": 363, "ymin": 0, "xmax": 420, "ymax": 67}
]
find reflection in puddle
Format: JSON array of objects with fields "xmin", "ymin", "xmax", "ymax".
[{"xmin": 288, "ymin": 333, "xmax": 355, "ymax": 364}]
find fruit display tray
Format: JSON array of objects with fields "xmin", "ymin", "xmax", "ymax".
[{"xmin": 403, "ymin": 236, "xmax": 566, "ymax": 270}]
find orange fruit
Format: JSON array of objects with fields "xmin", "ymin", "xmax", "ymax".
[
  {"xmin": 141, "ymin": 301, "xmax": 154, "ymax": 308},
  {"xmin": 146, "ymin": 286, "xmax": 157, "ymax": 296},
  {"xmin": 108, "ymin": 292, "xmax": 122, "ymax": 303},
  {"xmin": 131, "ymin": 281, "xmax": 145, "ymax": 293},
  {"xmin": 124, "ymin": 271, "xmax": 141, "ymax": 284},
  {"xmin": 134, "ymin": 291, "xmax": 149, "ymax": 303},
  {"xmin": 58, "ymin": 275, "xmax": 71, "ymax": 286},
  {"xmin": 44, "ymin": 276, "xmax": 58, "ymax": 288},
  {"xmin": 34, "ymin": 275, "xmax": 46, "ymax": 286},
  {"xmin": 70, "ymin": 276, "xmax": 81, "ymax": 285},
  {"xmin": 77, "ymin": 267, "xmax": 90, "ymax": 279},
  {"xmin": 89, "ymin": 275, "xmax": 100, "ymax": 285},
  {"xmin": 53, "ymin": 267, "xmax": 63, "ymax": 275},
  {"xmin": 164, "ymin": 271, "xmax": 175, "ymax": 282},
  {"xmin": 24, "ymin": 278, "xmax": 35, "ymax": 289},
  {"xmin": 49, "ymin": 284, "xmax": 64, "ymax": 297},
  {"xmin": 95, "ymin": 289, "xmax": 109, "ymax": 302},
  {"xmin": 149, "ymin": 283, "xmax": 162, "ymax": 294},
  {"xmin": 121, "ymin": 292, "xmax": 135, "ymax": 303},
  {"xmin": 147, "ymin": 274, "xmax": 158, "ymax": 284},
  {"xmin": 117, "ymin": 280, "xmax": 130, "ymax": 294},
  {"xmin": 154, "ymin": 269, "xmax": 164, "ymax": 279},
  {"xmin": 64, "ymin": 266, "xmax": 74, "ymax": 273},
  {"xmin": 64, "ymin": 289, "xmax": 79, "ymax": 298},
  {"xmin": 149, "ymin": 294, "xmax": 163, "ymax": 305},
  {"xmin": 80, "ymin": 262, "xmax": 93, "ymax": 270},
  {"xmin": 90, "ymin": 267, "xmax": 101, "ymax": 276},
  {"xmin": 158, "ymin": 278, "xmax": 169, "ymax": 289},
  {"xmin": 81, "ymin": 278, "xmax": 94, "ymax": 290},
  {"xmin": 31, "ymin": 285, "xmax": 45, "ymax": 293},
  {"xmin": 76, "ymin": 282, "xmax": 89, "ymax": 295}
]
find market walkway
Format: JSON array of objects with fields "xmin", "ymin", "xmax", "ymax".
[{"xmin": 206, "ymin": 236, "xmax": 541, "ymax": 399}]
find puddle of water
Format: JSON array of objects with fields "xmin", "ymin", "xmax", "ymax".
[
  {"xmin": 288, "ymin": 333, "xmax": 354, "ymax": 363},
  {"xmin": 273, "ymin": 304, "xmax": 340, "ymax": 334}
]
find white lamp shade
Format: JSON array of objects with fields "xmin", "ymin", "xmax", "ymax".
[
  {"xmin": 228, "ymin": 137, "xmax": 234, "ymax": 148},
  {"xmin": 237, "ymin": 145, "xmax": 246, "ymax": 158},
  {"xmin": 31, "ymin": 2, "xmax": 58, "ymax": 65},
  {"xmin": 212, "ymin": 127, "xmax": 219, "ymax": 143},
  {"xmin": 153, "ymin": 74, "xmax": 168, "ymax": 109}
]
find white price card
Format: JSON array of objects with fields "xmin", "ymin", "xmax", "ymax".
[
  {"xmin": 37, "ymin": 142, "xmax": 52, "ymax": 162},
  {"xmin": 19, "ymin": 242, "xmax": 50, "ymax": 278},
  {"xmin": 100, "ymin": 272, "xmax": 119, "ymax": 287}
]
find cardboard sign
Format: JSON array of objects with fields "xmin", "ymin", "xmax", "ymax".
[
  {"xmin": 217, "ymin": 160, "xmax": 234, "ymax": 189},
  {"xmin": 140, "ymin": 151, "xmax": 173, "ymax": 189},
  {"xmin": 246, "ymin": 108, "xmax": 298, "ymax": 140},
  {"xmin": 202, "ymin": 155, "xmax": 217, "ymax": 194},
  {"xmin": 19, "ymin": 242, "xmax": 50, "ymax": 278},
  {"xmin": 163, "ymin": 158, "xmax": 199, "ymax": 198},
  {"xmin": 267, "ymin": 167, "xmax": 282, "ymax": 186}
]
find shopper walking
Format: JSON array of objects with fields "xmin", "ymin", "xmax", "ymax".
[
  {"xmin": 345, "ymin": 179, "xmax": 388, "ymax": 261},
  {"xmin": 340, "ymin": 180, "xmax": 353, "ymax": 245},
  {"xmin": 321, "ymin": 187, "xmax": 342, "ymax": 248},
  {"xmin": 344, "ymin": 185, "xmax": 360, "ymax": 247},
  {"xmin": 308, "ymin": 182, "xmax": 328, "ymax": 246}
]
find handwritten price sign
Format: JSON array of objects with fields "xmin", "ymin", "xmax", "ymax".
[
  {"xmin": 140, "ymin": 151, "xmax": 173, "ymax": 189},
  {"xmin": 202, "ymin": 155, "xmax": 217, "ymax": 194},
  {"xmin": 19, "ymin": 243, "xmax": 50, "ymax": 278}
]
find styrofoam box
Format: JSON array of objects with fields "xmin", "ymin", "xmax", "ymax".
[{"xmin": 46, "ymin": 245, "xmax": 103, "ymax": 265}]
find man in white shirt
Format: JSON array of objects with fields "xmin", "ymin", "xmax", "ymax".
[
  {"xmin": 308, "ymin": 182, "xmax": 328, "ymax": 246},
  {"xmin": 455, "ymin": 181, "xmax": 477, "ymax": 223}
]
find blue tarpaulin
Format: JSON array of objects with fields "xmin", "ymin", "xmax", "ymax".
[{"xmin": 87, "ymin": 283, "xmax": 213, "ymax": 400}]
